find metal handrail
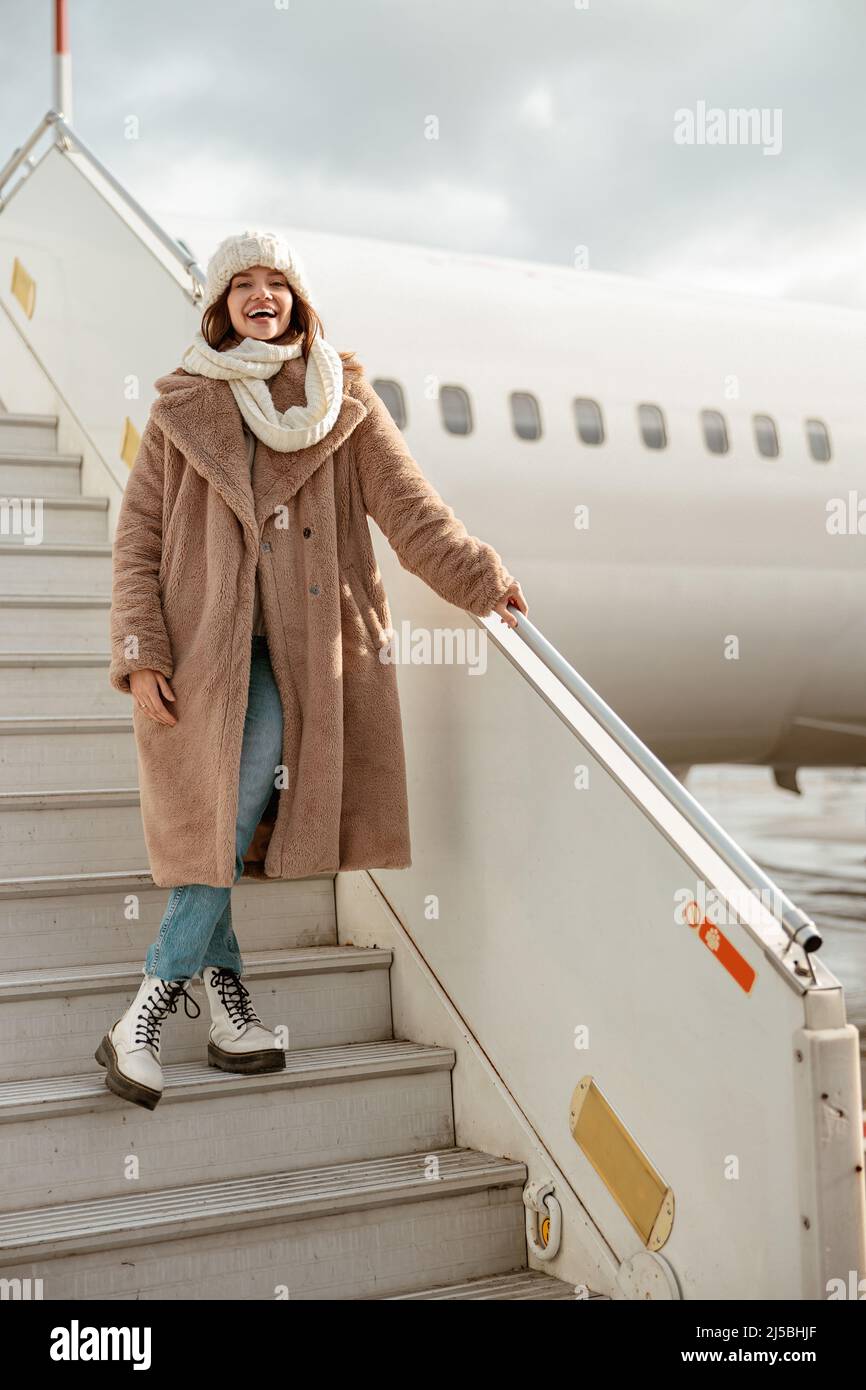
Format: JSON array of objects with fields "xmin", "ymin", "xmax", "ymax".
[
  {"xmin": 0, "ymin": 110, "xmax": 207, "ymax": 296},
  {"xmin": 485, "ymin": 608, "xmax": 822, "ymax": 955}
]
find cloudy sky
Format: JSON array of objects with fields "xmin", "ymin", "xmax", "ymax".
[{"xmin": 2, "ymin": 0, "xmax": 864, "ymax": 307}]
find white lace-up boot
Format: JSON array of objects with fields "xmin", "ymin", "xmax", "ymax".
[
  {"xmin": 95, "ymin": 974, "xmax": 201, "ymax": 1110},
  {"xmin": 202, "ymin": 966, "xmax": 286, "ymax": 1073}
]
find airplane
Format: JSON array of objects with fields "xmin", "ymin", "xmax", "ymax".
[{"xmin": 301, "ymin": 230, "xmax": 866, "ymax": 782}]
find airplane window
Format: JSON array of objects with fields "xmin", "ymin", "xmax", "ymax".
[
  {"xmin": 701, "ymin": 409, "xmax": 729, "ymax": 455},
  {"xmin": 573, "ymin": 398, "xmax": 604, "ymax": 446},
  {"xmin": 638, "ymin": 403, "xmax": 667, "ymax": 450},
  {"xmin": 372, "ymin": 379, "xmax": 407, "ymax": 429},
  {"xmin": 805, "ymin": 418, "xmax": 831, "ymax": 463},
  {"xmin": 753, "ymin": 414, "xmax": 779, "ymax": 458},
  {"xmin": 440, "ymin": 385, "xmax": 473, "ymax": 435},
  {"xmin": 510, "ymin": 391, "xmax": 542, "ymax": 441}
]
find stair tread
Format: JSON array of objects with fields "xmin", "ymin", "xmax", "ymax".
[
  {"xmin": 0, "ymin": 867, "xmax": 333, "ymax": 896},
  {"xmin": 0, "ymin": 451, "xmax": 79, "ymax": 464},
  {"xmin": 0, "ymin": 1147, "xmax": 526, "ymax": 1249},
  {"xmin": 0, "ymin": 412, "xmax": 59, "ymax": 425},
  {"xmin": 0, "ymin": 945, "xmax": 392, "ymax": 994},
  {"xmin": 0, "ymin": 1040, "xmax": 455, "ymax": 1111},
  {"xmin": 0, "ymin": 786, "xmax": 141, "ymax": 808},
  {"xmin": 0, "ymin": 652, "xmax": 111, "ymax": 660},
  {"xmin": 0, "ymin": 594, "xmax": 110, "ymax": 604},
  {"xmin": 0, "ymin": 496, "xmax": 108, "ymax": 509},
  {"xmin": 0, "ymin": 541, "xmax": 111, "ymax": 554},
  {"xmin": 0, "ymin": 715, "xmax": 132, "ymax": 729},
  {"xmin": 384, "ymin": 1270, "xmax": 604, "ymax": 1300}
]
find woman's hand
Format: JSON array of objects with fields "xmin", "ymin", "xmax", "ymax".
[
  {"xmin": 492, "ymin": 580, "xmax": 528, "ymax": 630},
  {"xmin": 129, "ymin": 669, "xmax": 177, "ymax": 725}
]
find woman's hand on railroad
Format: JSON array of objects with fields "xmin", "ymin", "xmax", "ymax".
[
  {"xmin": 492, "ymin": 580, "xmax": 528, "ymax": 629},
  {"xmin": 129, "ymin": 669, "xmax": 177, "ymax": 725}
]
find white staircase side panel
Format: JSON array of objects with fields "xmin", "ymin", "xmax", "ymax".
[
  {"xmin": 337, "ymin": 868, "xmax": 624, "ymax": 1297},
  {"xmin": 362, "ymin": 552, "xmax": 865, "ymax": 1300},
  {"xmin": 0, "ymin": 300, "xmax": 57, "ymax": 417},
  {"xmin": 0, "ymin": 143, "xmax": 201, "ymax": 532}
]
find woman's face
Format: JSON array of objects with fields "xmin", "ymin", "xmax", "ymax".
[{"xmin": 226, "ymin": 264, "xmax": 294, "ymax": 342}]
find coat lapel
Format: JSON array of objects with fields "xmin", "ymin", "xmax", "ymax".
[{"xmin": 150, "ymin": 354, "xmax": 368, "ymax": 541}]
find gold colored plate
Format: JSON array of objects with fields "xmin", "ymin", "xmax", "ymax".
[
  {"xmin": 11, "ymin": 258, "xmax": 36, "ymax": 318},
  {"xmin": 570, "ymin": 1075, "xmax": 674, "ymax": 1250},
  {"xmin": 120, "ymin": 418, "xmax": 142, "ymax": 470}
]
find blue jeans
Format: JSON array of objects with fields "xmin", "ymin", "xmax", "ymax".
[{"xmin": 144, "ymin": 634, "xmax": 284, "ymax": 981}]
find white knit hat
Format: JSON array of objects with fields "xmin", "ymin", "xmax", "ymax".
[{"xmin": 201, "ymin": 228, "xmax": 312, "ymax": 311}]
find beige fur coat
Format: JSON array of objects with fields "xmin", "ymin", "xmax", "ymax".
[{"xmin": 109, "ymin": 352, "xmax": 515, "ymax": 887}]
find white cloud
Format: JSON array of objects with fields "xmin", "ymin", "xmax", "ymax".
[
  {"xmin": 147, "ymin": 159, "xmax": 517, "ymax": 261},
  {"xmin": 518, "ymin": 86, "xmax": 555, "ymax": 130},
  {"xmin": 645, "ymin": 215, "xmax": 866, "ymax": 307}
]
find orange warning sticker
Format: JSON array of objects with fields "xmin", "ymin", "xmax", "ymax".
[{"xmin": 683, "ymin": 901, "xmax": 757, "ymax": 995}]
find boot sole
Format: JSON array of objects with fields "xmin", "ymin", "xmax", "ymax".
[
  {"xmin": 207, "ymin": 1041, "xmax": 286, "ymax": 1074},
  {"xmin": 95, "ymin": 1034, "xmax": 162, "ymax": 1111}
]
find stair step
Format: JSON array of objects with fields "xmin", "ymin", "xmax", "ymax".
[
  {"xmin": 0, "ymin": 786, "xmax": 146, "ymax": 874},
  {"xmin": 0, "ymin": 495, "xmax": 109, "ymax": 545},
  {"xmin": 0, "ymin": 597, "xmax": 110, "ymax": 650},
  {"xmin": 0, "ymin": 870, "xmax": 338, "ymax": 970},
  {"xmin": 0, "ymin": 414, "xmax": 59, "ymax": 452},
  {"xmin": 0, "ymin": 948, "xmax": 394, "ymax": 1080},
  {"xmin": 0, "ymin": 716, "xmax": 136, "ymax": 791},
  {"xmin": 0, "ymin": 652, "xmax": 127, "ymax": 714},
  {"xmin": 0, "ymin": 453, "xmax": 81, "ymax": 495},
  {"xmin": 0, "ymin": 1042, "xmax": 457, "ymax": 1210},
  {"xmin": 0, "ymin": 543, "xmax": 112, "ymax": 595},
  {"xmin": 384, "ymin": 1270, "xmax": 600, "ymax": 1299},
  {"xmin": 0, "ymin": 1148, "xmax": 528, "ymax": 1299}
]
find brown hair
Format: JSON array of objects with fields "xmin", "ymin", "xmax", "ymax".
[{"xmin": 201, "ymin": 271, "xmax": 363, "ymax": 376}]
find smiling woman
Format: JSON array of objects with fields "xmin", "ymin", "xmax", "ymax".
[
  {"xmin": 200, "ymin": 240, "xmax": 364, "ymax": 382},
  {"xmin": 104, "ymin": 226, "xmax": 524, "ymax": 1113}
]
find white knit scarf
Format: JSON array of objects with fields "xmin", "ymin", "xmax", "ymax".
[{"xmin": 181, "ymin": 330, "xmax": 344, "ymax": 453}]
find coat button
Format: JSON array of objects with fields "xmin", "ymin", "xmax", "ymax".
[
  {"xmin": 303, "ymin": 526, "xmax": 311, "ymax": 538},
  {"xmin": 261, "ymin": 541, "xmax": 272, "ymax": 552},
  {"xmin": 309, "ymin": 583, "xmax": 320, "ymax": 595}
]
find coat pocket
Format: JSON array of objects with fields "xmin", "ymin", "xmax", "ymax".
[{"xmin": 340, "ymin": 564, "xmax": 385, "ymax": 652}]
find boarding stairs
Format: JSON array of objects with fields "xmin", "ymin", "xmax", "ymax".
[
  {"xmin": 0, "ymin": 111, "xmax": 863, "ymax": 1301},
  {"xmin": 0, "ymin": 405, "xmax": 590, "ymax": 1299}
]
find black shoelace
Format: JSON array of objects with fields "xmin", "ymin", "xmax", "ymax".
[
  {"xmin": 208, "ymin": 967, "xmax": 263, "ymax": 1031},
  {"xmin": 134, "ymin": 979, "xmax": 202, "ymax": 1053}
]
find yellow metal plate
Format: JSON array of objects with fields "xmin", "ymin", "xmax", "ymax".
[
  {"xmin": 120, "ymin": 418, "xmax": 141, "ymax": 470},
  {"xmin": 570, "ymin": 1075, "xmax": 674, "ymax": 1250},
  {"xmin": 11, "ymin": 258, "xmax": 36, "ymax": 318}
]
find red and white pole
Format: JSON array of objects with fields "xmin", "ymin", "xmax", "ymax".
[{"xmin": 53, "ymin": 0, "xmax": 73, "ymax": 124}]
